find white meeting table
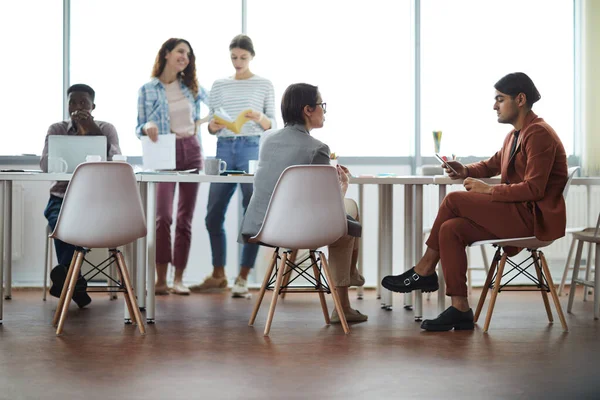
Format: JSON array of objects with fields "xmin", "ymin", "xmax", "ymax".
[
  {"xmin": 138, "ymin": 173, "xmax": 437, "ymax": 323},
  {"xmin": 5, "ymin": 170, "xmax": 596, "ymax": 325},
  {"xmin": 351, "ymin": 176, "xmax": 436, "ymax": 317},
  {"xmin": 137, "ymin": 173, "xmax": 253, "ymax": 323},
  {"xmin": 0, "ymin": 173, "xmax": 77, "ymax": 322},
  {"xmin": 0, "ymin": 171, "xmax": 442, "ymax": 324}
]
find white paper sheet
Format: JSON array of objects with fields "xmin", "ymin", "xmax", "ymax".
[{"xmin": 141, "ymin": 135, "xmax": 176, "ymax": 170}]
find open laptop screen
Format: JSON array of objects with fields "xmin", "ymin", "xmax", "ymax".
[{"xmin": 47, "ymin": 135, "xmax": 107, "ymax": 173}]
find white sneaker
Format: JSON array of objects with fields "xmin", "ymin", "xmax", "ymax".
[
  {"xmin": 231, "ymin": 277, "xmax": 249, "ymax": 298},
  {"xmin": 171, "ymin": 280, "xmax": 190, "ymax": 295}
]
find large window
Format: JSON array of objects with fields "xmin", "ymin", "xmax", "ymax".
[
  {"xmin": 248, "ymin": 0, "xmax": 413, "ymax": 157},
  {"xmin": 0, "ymin": 1, "xmax": 578, "ymax": 160},
  {"xmin": 0, "ymin": 0, "xmax": 63, "ymax": 156},
  {"xmin": 420, "ymin": 0, "xmax": 574, "ymax": 159},
  {"xmin": 70, "ymin": 0, "xmax": 241, "ymax": 156}
]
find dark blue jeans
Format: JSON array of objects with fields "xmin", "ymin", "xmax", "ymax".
[
  {"xmin": 205, "ymin": 136, "xmax": 260, "ymax": 268},
  {"xmin": 44, "ymin": 195, "xmax": 76, "ymax": 266}
]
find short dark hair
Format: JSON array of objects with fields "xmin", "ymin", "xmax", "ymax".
[
  {"xmin": 67, "ymin": 84, "xmax": 95, "ymax": 102},
  {"xmin": 229, "ymin": 34, "xmax": 255, "ymax": 56},
  {"xmin": 281, "ymin": 83, "xmax": 319, "ymax": 126},
  {"xmin": 494, "ymin": 72, "xmax": 540, "ymax": 108}
]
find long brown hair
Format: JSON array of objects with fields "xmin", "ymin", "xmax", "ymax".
[{"xmin": 151, "ymin": 38, "xmax": 199, "ymax": 96}]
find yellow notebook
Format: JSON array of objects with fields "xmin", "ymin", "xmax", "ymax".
[{"xmin": 213, "ymin": 108, "xmax": 253, "ymax": 134}]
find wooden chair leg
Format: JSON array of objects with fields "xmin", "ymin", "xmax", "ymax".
[
  {"xmin": 539, "ymin": 252, "xmax": 568, "ymax": 332},
  {"xmin": 280, "ymin": 249, "xmax": 297, "ymax": 300},
  {"xmin": 115, "ymin": 251, "xmax": 145, "ymax": 335},
  {"xmin": 264, "ymin": 252, "xmax": 288, "ymax": 336},
  {"xmin": 568, "ymin": 241, "xmax": 585, "ymax": 313},
  {"xmin": 310, "ymin": 252, "xmax": 330, "ymax": 324},
  {"xmin": 249, "ymin": 250, "xmax": 277, "ymax": 326},
  {"xmin": 474, "ymin": 248, "xmax": 501, "ymax": 323},
  {"xmin": 321, "ymin": 253, "xmax": 349, "ymax": 334},
  {"xmin": 52, "ymin": 253, "xmax": 78, "ymax": 327},
  {"xmin": 558, "ymin": 236, "xmax": 576, "ymax": 296},
  {"xmin": 533, "ymin": 251, "xmax": 553, "ymax": 323},
  {"xmin": 480, "ymin": 245, "xmax": 490, "ymax": 272},
  {"xmin": 483, "ymin": 252, "xmax": 508, "ymax": 333},
  {"xmin": 112, "ymin": 251, "xmax": 136, "ymax": 326},
  {"xmin": 56, "ymin": 252, "xmax": 84, "ymax": 335}
]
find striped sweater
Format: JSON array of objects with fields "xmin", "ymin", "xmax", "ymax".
[{"xmin": 209, "ymin": 75, "xmax": 276, "ymax": 137}]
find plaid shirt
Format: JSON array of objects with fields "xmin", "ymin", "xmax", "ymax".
[{"xmin": 136, "ymin": 78, "xmax": 209, "ymax": 137}]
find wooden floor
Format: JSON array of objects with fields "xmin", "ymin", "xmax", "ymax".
[{"xmin": 0, "ymin": 287, "xmax": 598, "ymax": 400}]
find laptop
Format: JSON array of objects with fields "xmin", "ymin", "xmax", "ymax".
[{"xmin": 47, "ymin": 135, "xmax": 108, "ymax": 173}]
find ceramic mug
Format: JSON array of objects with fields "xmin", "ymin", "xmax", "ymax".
[
  {"xmin": 112, "ymin": 155, "xmax": 127, "ymax": 162},
  {"xmin": 85, "ymin": 155, "xmax": 102, "ymax": 162},
  {"xmin": 48, "ymin": 157, "xmax": 68, "ymax": 173},
  {"xmin": 248, "ymin": 160, "xmax": 258, "ymax": 175},
  {"xmin": 205, "ymin": 158, "xmax": 227, "ymax": 175}
]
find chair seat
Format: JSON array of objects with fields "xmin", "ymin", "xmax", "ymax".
[
  {"xmin": 470, "ymin": 236, "xmax": 554, "ymax": 249},
  {"xmin": 571, "ymin": 230, "xmax": 600, "ymax": 243},
  {"xmin": 566, "ymin": 226, "xmax": 587, "ymax": 233}
]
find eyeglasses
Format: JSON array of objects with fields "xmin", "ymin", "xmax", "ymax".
[{"xmin": 315, "ymin": 102, "xmax": 327, "ymax": 113}]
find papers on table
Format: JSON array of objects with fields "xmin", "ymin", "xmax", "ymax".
[{"xmin": 141, "ymin": 135, "xmax": 176, "ymax": 171}]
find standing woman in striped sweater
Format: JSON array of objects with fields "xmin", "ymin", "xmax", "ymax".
[
  {"xmin": 137, "ymin": 38, "xmax": 209, "ymax": 295},
  {"xmin": 189, "ymin": 34, "xmax": 276, "ymax": 297}
]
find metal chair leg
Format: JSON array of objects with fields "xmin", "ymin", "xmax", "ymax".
[{"xmin": 558, "ymin": 236, "xmax": 576, "ymax": 296}]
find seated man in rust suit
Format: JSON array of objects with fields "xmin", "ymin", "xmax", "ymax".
[{"xmin": 383, "ymin": 73, "xmax": 568, "ymax": 331}]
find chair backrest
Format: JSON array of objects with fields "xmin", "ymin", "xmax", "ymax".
[
  {"xmin": 563, "ymin": 166, "xmax": 580, "ymax": 199},
  {"xmin": 51, "ymin": 162, "xmax": 147, "ymax": 248},
  {"xmin": 252, "ymin": 165, "xmax": 348, "ymax": 249}
]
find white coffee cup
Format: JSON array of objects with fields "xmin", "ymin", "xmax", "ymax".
[
  {"xmin": 248, "ymin": 160, "xmax": 258, "ymax": 175},
  {"xmin": 86, "ymin": 155, "xmax": 102, "ymax": 162},
  {"xmin": 205, "ymin": 158, "xmax": 227, "ymax": 175},
  {"xmin": 112, "ymin": 154, "xmax": 127, "ymax": 162},
  {"xmin": 48, "ymin": 157, "xmax": 68, "ymax": 173}
]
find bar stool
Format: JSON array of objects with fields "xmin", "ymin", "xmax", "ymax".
[{"xmin": 567, "ymin": 212, "xmax": 600, "ymax": 319}]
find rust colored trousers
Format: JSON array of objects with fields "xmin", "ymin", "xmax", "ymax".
[{"xmin": 425, "ymin": 191, "xmax": 534, "ymax": 297}]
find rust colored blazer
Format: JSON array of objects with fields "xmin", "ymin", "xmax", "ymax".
[{"xmin": 466, "ymin": 111, "xmax": 568, "ymax": 241}]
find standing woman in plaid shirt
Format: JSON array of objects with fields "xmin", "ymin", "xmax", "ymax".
[{"xmin": 136, "ymin": 38, "xmax": 209, "ymax": 295}]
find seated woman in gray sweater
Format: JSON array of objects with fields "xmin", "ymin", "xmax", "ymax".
[{"xmin": 240, "ymin": 83, "xmax": 367, "ymax": 323}]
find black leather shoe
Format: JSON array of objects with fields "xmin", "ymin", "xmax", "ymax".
[
  {"xmin": 381, "ymin": 267, "xmax": 439, "ymax": 293},
  {"xmin": 72, "ymin": 277, "xmax": 92, "ymax": 309},
  {"xmin": 49, "ymin": 265, "xmax": 67, "ymax": 298},
  {"xmin": 420, "ymin": 306, "xmax": 474, "ymax": 331},
  {"xmin": 49, "ymin": 265, "xmax": 92, "ymax": 308}
]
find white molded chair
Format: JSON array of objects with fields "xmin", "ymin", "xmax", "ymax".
[
  {"xmin": 279, "ymin": 198, "xmax": 360, "ymax": 300},
  {"xmin": 472, "ymin": 166, "xmax": 579, "ymax": 332},
  {"xmin": 50, "ymin": 162, "xmax": 147, "ymax": 335},
  {"xmin": 567, "ymin": 212, "xmax": 600, "ymax": 319},
  {"xmin": 248, "ymin": 165, "xmax": 351, "ymax": 336},
  {"xmin": 43, "ymin": 227, "xmax": 119, "ymax": 302}
]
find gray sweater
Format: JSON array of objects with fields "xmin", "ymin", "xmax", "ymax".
[{"xmin": 240, "ymin": 123, "xmax": 330, "ymax": 238}]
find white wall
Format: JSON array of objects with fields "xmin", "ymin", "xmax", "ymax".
[{"xmin": 583, "ymin": 0, "xmax": 600, "ymax": 175}]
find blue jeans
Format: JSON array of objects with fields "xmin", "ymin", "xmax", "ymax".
[
  {"xmin": 44, "ymin": 195, "xmax": 76, "ymax": 266},
  {"xmin": 205, "ymin": 136, "xmax": 260, "ymax": 268}
]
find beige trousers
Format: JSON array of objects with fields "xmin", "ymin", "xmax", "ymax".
[{"xmin": 326, "ymin": 199, "xmax": 365, "ymax": 287}]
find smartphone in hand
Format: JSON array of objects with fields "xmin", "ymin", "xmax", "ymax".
[{"xmin": 435, "ymin": 153, "xmax": 459, "ymax": 175}]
